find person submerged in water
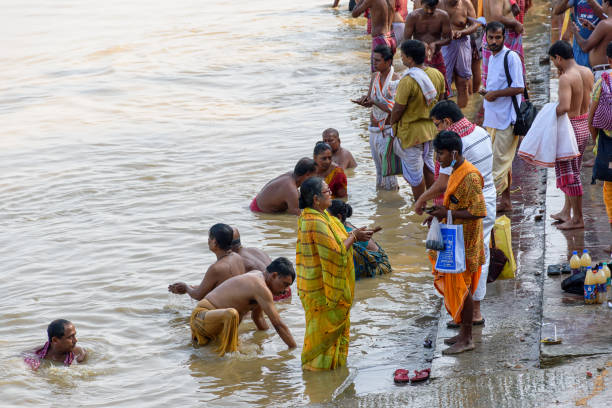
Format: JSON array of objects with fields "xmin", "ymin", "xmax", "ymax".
[
  {"xmin": 24, "ymin": 319, "xmax": 87, "ymax": 370},
  {"xmin": 322, "ymin": 128, "xmax": 357, "ymax": 170},
  {"xmin": 169, "ymin": 223, "xmax": 245, "ymax": 300},
  {"xmin": 189, "ymin": 257, "xmax": 298, "ymax": 356},
  {"xmin": 328, "ymin": 200, "xmax": 391, "ymax": 279},
  {"xmin": 314, "ymin": 142, "xmax": 348, "ymax": 199},
  {"xmin": 230, "ymin": 226, "xmax": 292, "ymax": 300},
  {"xmin": 250, "ymin": 158, "xmax": 317, "ymax": 215}
]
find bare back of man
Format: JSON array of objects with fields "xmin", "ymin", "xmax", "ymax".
[
  {"xmin": 255, "ymin": 172, "xmax": 299, "ymax": 214},
  {"xmin": 353, "ymin": 0, "xmax": 394, "ymax": 37},
  {"xmin": 559, "ymin": 66, "xmax": 591, "ymax": 118},
  {"xmin": 204, "ymin": 270, "xmax": 296, "ymax": 347},
  {"xmin": 237, "ymin": 247, "xmax": 271, "ymax": 272}
]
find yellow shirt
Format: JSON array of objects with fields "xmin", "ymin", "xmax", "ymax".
[{"xmin": 394, "ymin": 67, "xmax": 446, "ymax": 149}]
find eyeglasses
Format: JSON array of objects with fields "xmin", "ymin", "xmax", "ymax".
[
  {"xmin": 319, "ymin": 188, "xmax": 331, "ymax": 195},
  {"xmin": 433, "ymin": 119, "xmax": 444, "ymax": 129}
]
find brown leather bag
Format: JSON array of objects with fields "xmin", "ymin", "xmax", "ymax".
[{"xmin": 487, "ymin": 230, "xmax": 508, "ymax": 284}]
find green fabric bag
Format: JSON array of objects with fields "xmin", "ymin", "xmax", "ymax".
[{"xmin": 382, "ymin": 136, "xmax": 403, "ymax": 177}]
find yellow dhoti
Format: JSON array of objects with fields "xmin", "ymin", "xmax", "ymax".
[
  {"xmin": 487, "ymin": 126, "xmax": 518, "ymax": 195},
  {"xmin": 190, "ymin": 299, "xmax": 239, "ymax": 356}
]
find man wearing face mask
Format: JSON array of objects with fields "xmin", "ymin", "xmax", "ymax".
[
  {"xmin": 428, "ymin": 130, "xmax": 487, "ymax": 355},
  {"xmin": 415, "ymin": 100, "xmax": 494, "ymax": 326},
  {"xmin": 480, "ymin": 21, "xmax": 524, "ymax": 212}
]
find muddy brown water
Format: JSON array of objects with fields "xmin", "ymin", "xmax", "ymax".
[{"xmin": 0, "ymin": 1, "xmax": 552, "ymax": 406}]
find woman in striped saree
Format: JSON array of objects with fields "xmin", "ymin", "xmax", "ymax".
[{"xmin": 296, "ymin": 177, "xmax": 373, "ymax": 370}]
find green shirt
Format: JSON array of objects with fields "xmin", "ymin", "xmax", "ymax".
[{"xmin": 394, "ymin": 67, "xmax": 445, "ymax": 148}]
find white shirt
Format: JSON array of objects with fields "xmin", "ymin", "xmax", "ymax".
[
  {"xmin": 440, "ymin": 126, "xmax": 496, "ymax": 204},
  {"xmin": 483, "ymin": 46, "xmax": 524, "ymax": 130}
]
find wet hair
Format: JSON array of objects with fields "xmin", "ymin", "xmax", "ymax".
[
  {"xmin": 209, "ymin": 223, "xmax": 234, "ymax": 251},
  {"xmin": 607, "ymin": 41, "xmax": 612, "ymax": 58},
  {"xmin": 47, "ymin": 319, "xmax": 71, "ymax": 342},
  {"xmin": 400, "ymin": 40, "xmax": 426, "ymax": 65},
  {"xmin": 422, "ymin": 0, "xmax": 439, "ymax": 7},
  {"xmin": 548, "ymin": 40, "xmax": 574, "ymax": 60},
  {"xmin": 430, "ymin": 100, "xmax": 464, "ymax": 122},
  {"xmin": 313, "ymin": 141, "xmax": 332, "ymax": 157},
  {"xmin": 266, "ymin": 257, "xmax": 296, "ymax": 283},
  {"xmin": 293, "ymin": 157, "xmax": 316, "ymax": 177},
  {"xmin": 485, "ymin": 21, "xmax": 506, "ymax": 37},
  {"xmin": 373, "ymin": 45, "xmax": 394, "ymax": 62},
  {"xmin": 322, "ymin": 128, "xmax": 339, "ymax": 139},
  {"xmin": 433, "ymin": 130, "xmax": 463, "ymax": 153},
  {"xmin": 298, "ymin": 177, "xmax": 324, "ymax": 209},
  {"xmin": 230, "ymin": 238, "xmax": 241, "ymax": 249},
  {"xmin": 328, "ymin": 200, "xmax": 353, "ymax": 223}
]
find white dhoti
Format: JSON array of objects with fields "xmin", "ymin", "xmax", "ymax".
[
  {"xmin": 473, "ymin": 186, "xmax": 496, "ymax": 301},
  {"xmin": 368, "ymin": 126, "xmax": 399, "ymax": 190}
]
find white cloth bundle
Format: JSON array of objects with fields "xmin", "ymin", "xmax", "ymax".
[{"xmin": 518, "ymin": 102, "xmax": 579, "ymax": 167}]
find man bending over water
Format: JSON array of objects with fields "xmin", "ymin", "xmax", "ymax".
[
  {"xmin": 24, "ymin": 319, "xmax": 87, "ymax": 370},
  {"xmin": 169, "ymin": 223, "xmax": 245, "ymax": 300},
  {"xmin": 250, "ymin": 158, "xmax": 317, "ymax": 215},
  {"xmin": 190, "ymin": 257, "xmax": 298, "ymax": 355},
  {"xmin": 322, "ymin": 128, "xmax": 357, "ymax": 170}
]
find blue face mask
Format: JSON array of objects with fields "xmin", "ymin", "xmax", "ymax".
[{"xmin": 450, "ymin": 151, "xmax": 457, "ymax": 167}]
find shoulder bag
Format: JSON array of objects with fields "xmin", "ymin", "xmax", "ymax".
[{"xmin": 503, "ymin": 50, "xmax": 537, "ymax": 136}]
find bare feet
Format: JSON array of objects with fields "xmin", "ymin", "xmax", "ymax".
[
  {"xmin": 551, "ymin": 211, "xmax": 570, "ymax": 223},
  {"xmin": 442, "ymin": 340, "xmax": 475, "ymax": 355},
  {"xmin": 444, "ymin": 334, "xmax": 461, "ymax": 345},
  {"xmin": 557, "ymin": 220, "xmax": 585, "ymax": 230}
]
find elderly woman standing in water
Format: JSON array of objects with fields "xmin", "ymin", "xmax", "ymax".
[{"xmin": 296, "ymin": 177, "xmax": 373, "ymax": 370}]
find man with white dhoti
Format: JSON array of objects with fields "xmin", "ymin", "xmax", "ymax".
[
  {"xmin": 353, "ymin": 45, "xmax": 400, "ymax": 190},
  {"xmin": 415, "ymin": 100, "xmax": 495, "ymax": 325}
]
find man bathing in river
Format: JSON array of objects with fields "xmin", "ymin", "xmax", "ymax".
[
  {"xmin": 250, "ymin": 158, "xmax": 317, "ymax": 215},
  {"xmin": 231, "ymin": 226, "xmax": 292, "ymax": 300},
  {"xmin": 352, "ymin": 0, "xmax": 396, "ymax": 72},
  {"xmin": 24, "ymin": 319, "xmax": 87, "ymax": 370},
  {"xmin": 404, "ymin": 0, "xmax": 452, "ymax": 93},
  {"xmin": 549, "ymin": 40, "xmax": 594, "ymax": 230},
  {"xmin": 169, "ymin": 223, "xmax": 245, "ymax": 300},
  {"xmin": 440, "ymin": 0, "xmax": 478, "ymax": 107},
  {"xmin": 322, "ymin": 128, "xmax": 357, "ymax": 170},
  {"xmin": 190, "ymin": 257, "xmax": 297, "ymax": 356}
]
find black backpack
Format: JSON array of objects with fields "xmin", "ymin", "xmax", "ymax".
[{"xmin": 503, "ymin": 50, "xmax": 537, "ymax": 136}]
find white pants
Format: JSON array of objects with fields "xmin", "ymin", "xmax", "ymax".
[
  {"xmin": 369, "ymin": 126, "xmax": 399, "ymax": 190},
  {"xmin": 473, "ymin": 188, "xmax": 496, "ymax": 301},
  {"xmin": 393, "ymin": 139, "xmax": 434, "ymax": 187}
]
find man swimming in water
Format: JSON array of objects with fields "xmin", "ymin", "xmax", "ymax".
[
  {"xmin": 322, "ymin": 128, "xmax": 357, "ymax": 170},
  {"xmin": 189, "ymin": 257, "xmax": 298, "ymax": 356},
  {"xmin": 169, "ymin": 223, "xmax": 245, "ymax": 300},
  {"xmin": 250, "ymin": 158, "xmax": 317, "ymax": 215},
  {"xmin": 24, "ymin": 319, "xmax": 87, "ymax": 370}
]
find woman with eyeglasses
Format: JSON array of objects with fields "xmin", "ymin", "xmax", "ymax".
[
  {"xmin": 295, "ymin": 177, "xmax": 374, "ymax": 370},
  {"xmin": 313, "ymin": 142, "xmax": 348, "ymax": 199}
]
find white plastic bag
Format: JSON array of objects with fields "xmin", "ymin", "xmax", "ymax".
[
  {"xmin": 434, "ymin": 211, "xmax": 466, "ymax": 274},
  {"xmin": 426, "ymin": 217, "xmax": 444, "ymax": 250}
]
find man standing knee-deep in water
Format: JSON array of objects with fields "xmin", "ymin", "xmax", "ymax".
[
  {"xmin": 352, "ymin": 0, "xmax": 397, "ymax": 72},
  {"xmin": 549, "ymin": 40, "xmax": 594, "ymax": 230},
  {"xmin": 24, "ymin": 319, "xmax": 87, "ymax": 370},
  {"xmin": 404, "ymin": 0, "xmax": 452, "ymax": 94},
  {"xmin": 440, "ymin": 0, "xmax": 478, "ymax": 107}
]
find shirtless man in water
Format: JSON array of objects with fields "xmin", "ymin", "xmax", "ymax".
[
  {"xmin": 404, "ymin": 0, "xmax": 452, "ymax": 91},
  {"xmin": 24, "ymin": 319, "xmax": 87, "ymax": 370},
  {"xmin": 189, "ymin": 257, "xmax": 297, "ymax": 355},
  {"xmin": 352, "ymin": 0, "xmax": 396, "ymax": 72},
  {"xmin": 549, "ymin": 40, "xmax": 594, "ymax": 230},
  {"xmin": 322, "ymin": 128, "xmax": 357, "ymax": 170},
  {"xmin": 169, "ymin": 223, "xmax": 245, "ymax": 300},
  {"xmin": 440, "ymin": 0, "xmax": 478, "ymax": 107},
  {"xmin": 251, "ymin": 158, "xmax": 316, "ymax": 215}
]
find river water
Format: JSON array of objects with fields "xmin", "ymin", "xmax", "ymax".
[{"xmin": 0, "ymin": 1, "xmax": 550, "ymax": 406}]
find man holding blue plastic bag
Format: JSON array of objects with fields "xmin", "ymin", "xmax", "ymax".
[{"xmin": 427, "ymin": 131, "xmax": 486, "ymax": 355}]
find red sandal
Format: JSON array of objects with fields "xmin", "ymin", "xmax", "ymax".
[
  {"xmin": 393, "ymin": 369, "xmax": 411, "ymax": 383},
  {"xmin": 409, "ymin": 368, "xmax": 430, "ymax": 383}
]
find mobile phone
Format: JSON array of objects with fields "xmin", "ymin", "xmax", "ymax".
[{"xmin": 425, "ymin": 206, "xmax": 436, "ymax": 214}]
